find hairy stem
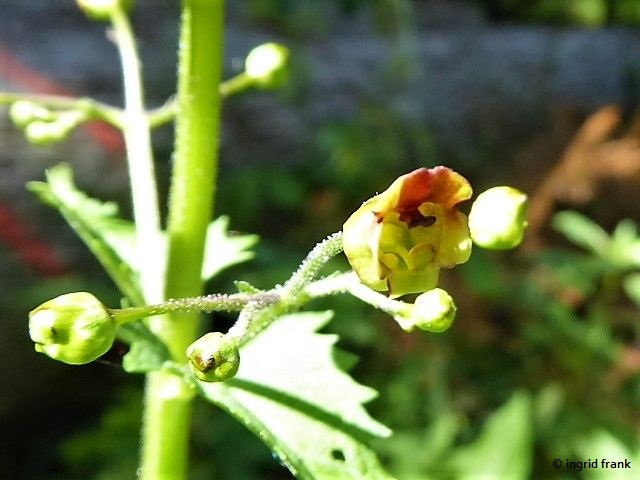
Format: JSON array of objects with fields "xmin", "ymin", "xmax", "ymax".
[{"xmin": 140, "ymin": 1, "xmax": 225, "ymax": 479}]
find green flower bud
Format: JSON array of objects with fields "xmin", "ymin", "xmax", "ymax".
[
  {"xmin": 468, "ymin": 186, "xmax": 528, "ymax": 250},
  {"xmin": 245, "ymin": 43, "xmax": 290, "ymax": 89},
  {"xmin": 24, "ymin": 121, "xmax": 65, "ymax": 146},
  {"xmin": 9, "ymin": 101, "xmax": 55, "ymax": 129},
  {"xmin": 29, "ymin": 292, "xmax": 116, "ymax": 365},
  {"xmin": 394, "ymin": 288, "xmax": 456, "ymax": 332},
  {"xmin": 23, "ymin": 111, "xmax": 83, "ymax": 146},
  {"xmin": 76, "ymin": 0, "xmax": 133, "ymax": 20},
  {"xmin": 187, "ymin": 332, "xmax": 240, "ymax": 382}
]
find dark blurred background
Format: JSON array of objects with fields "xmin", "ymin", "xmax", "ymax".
[{"xmin": 2, "ymin": 0, "xmax": 640, "ymax": 478}]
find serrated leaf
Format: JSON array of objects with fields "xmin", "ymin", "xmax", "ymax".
[
  {"xmin": 448, "ymin": 391, "xmax": 533, "ymax": 480},
  {"xmin": 117, "ymin": 321, "xmax": 171, "ymax": 373},
  {"xmin": 196, "ymin": 311, "xmax": 394, "ymax": 480},
  {"xmin": 552, "ymin": 211, "xmax": 610, "ymax": 258},
  {"xmin": 27, "ymin": 163, "xmax": 144, "ymax": 305},
  {"xmin": 201, "ymin": 216, "xmax": 258, "ymax": 281}
]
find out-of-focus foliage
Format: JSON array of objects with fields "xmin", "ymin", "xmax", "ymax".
[
  {"xmin": 244, "ymin": 0, "xmax": 640, "ymax": 28},
  {"xmin": 480, "ymin": 0, "xmax": 640, "ymax": 26}
]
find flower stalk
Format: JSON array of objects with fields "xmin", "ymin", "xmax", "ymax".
[{"xmin": 140, "ymin": 0, "xmax": 225, "ymax": 479}]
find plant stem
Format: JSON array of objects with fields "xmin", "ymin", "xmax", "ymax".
[
  {"xmin": 110, "ymin": 5, "xmax": 162, "ymax": 304},
  {"xmin": 141, "ymin": 0, "xmax": 225, "ymax": 479},
  {"xmin": 148, "ymin": 74, "xmax": 255, "ymax": 127},
  {"xmin": 284, "ymin": 232, "xmax": 343, "ymax": 294}
]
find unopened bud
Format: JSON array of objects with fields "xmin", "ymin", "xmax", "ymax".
[
  {"xmin": 23, "ymin": 111, "xmax": 83, "ymax": 146},
  {"xmin": 394, "ymin": 288, "xmax": 456, "ymax": 333},
  {"xmin": 9, "ymin": 101, "xmax": 55, "ymax": 129},
  {"xmin": 29, "ymin": 292, "xmax": 116, "ymax": 365},
  {"xmin": 245, "ymin": 43, "xmax": 290, "ymax": 89},
  {"xmin": 76, "ymin": 0, "xmax": 133, "ymax": 20},
  {"xmin": 187, "ymin": 332, "xmax": 240, "ymax": 382},
  {"xmin": 469, "ymin": 186, "xmax": 528, "ymax": 250}
]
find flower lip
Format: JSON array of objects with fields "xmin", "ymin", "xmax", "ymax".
[{"xmin": 386, "ymin": 167, "xmax": 472, "ymax": 228}]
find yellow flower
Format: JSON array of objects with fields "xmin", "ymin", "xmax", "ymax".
[{"xmin": 343, "ymin": 167, "xmax": 472, "ymax": 297}]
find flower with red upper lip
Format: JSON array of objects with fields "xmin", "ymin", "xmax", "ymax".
[{"xmin": 342, "ymin": 166, "xmax": 473, "ymax": 297}]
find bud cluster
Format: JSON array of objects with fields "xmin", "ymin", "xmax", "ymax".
[{"xmin": 10, "ymin": 101, "xmax": 86, "ymax": 146}]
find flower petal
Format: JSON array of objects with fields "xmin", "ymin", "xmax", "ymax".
[
  {"xmin": 424, "ymin": 166, "xmax": 473, "ymax": 209},
  {"xmin": 342, "ymin": 201, "xmax": 387, "ymax": 291},
  {"xmin": 435, "ymin": 210, "xmax": 472, "ymax": 267}
]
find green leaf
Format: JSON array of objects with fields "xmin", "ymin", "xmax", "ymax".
[
  {"xmin": 448, "ymin": 391, "xmax": 533, "ymax": 480},
  {"xmin": 27, "ymin": 163, "xmax": 144, "ymax": 305},
  {"xmin": 117, "ymin": 321, "xmax": 171, "ymax": 373},
  {"xmin": 576, "ymin": 429, "xmax": 639, "ymax": 480},
  {"xmin": 196, "ymin": 311, "xmax": 394, "ymax": 480},
  {"xmin": 201, "ymin": 216, "xmax": 258, "ymax": 281},
  {"xmin": 552, "ymin": 211, "xmax": 610, "ymax": 258},
  {"xmin": 610, "ymin": 219, "xmax": 640, "ymax": 269},
  {"xmin": 623, "ymin": 273, "xmax": 640, "ymax": 308}
]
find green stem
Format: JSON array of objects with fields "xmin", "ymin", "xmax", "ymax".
[
  {"xmin": 148, "ymin": 74, "xmax": 254, "ymax": 127},
  {"xmin": 284, "ymin": 232, "xmax": 343, "ymax": 294},
  {"xmin": 140, "ymin": 0, "xmax": 225, "ymax": 479},
  {"xmin": 109, "ymin": 291, "xmax": 279, "ymax": 325},
  {"xmin": 219, "ymin": 72, "xmax": 254, "ymax": 97},
  {"xmin": 305, "ymin": 271, "xmax": 410, "ymax": 317},
  {"xmin": 110, "ymin": 5, "xmax": 162, "ymax": 304}
]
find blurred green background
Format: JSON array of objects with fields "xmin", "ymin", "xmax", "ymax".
[{"xmin": 1, "ymin": 0, "xmax": 640, "ymax": 479}]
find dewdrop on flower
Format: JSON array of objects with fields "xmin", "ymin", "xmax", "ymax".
[
  {"xmin": 28, "ymin": 292, "xmax": 116, "ymax": 365},
  {"xmin": 469, "ymin": 186, "xmax": 528, "ymax": 250}
]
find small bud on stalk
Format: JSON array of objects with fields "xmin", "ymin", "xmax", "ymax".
[
  {"xmin": 187, "ymin": 332, "xmax": 240, "ymax": 382},
  {"xmin": 394, "ymin": 288, "xmax": 457, "ymax": 332},
  {"xmin": 245, "ymin": 43, "xmax": 290, "ymax": 89},
  {"xmin": 76, "ymin": 0, "xmax": 133, "ymax": 21},
  {"xmin": 29, "ymin": 292, "xmax": 116, "ymax": 365},
  {"xmin": 468, "ymin": 186, "xmax": 528, "ymax": 250},
  {"xmin": 23, "ymin": 111, "xmax": 85, "ymax": 146},
  {"xmin": 9, "ymin": 101, "xmax": 55, "ymax": 129}
]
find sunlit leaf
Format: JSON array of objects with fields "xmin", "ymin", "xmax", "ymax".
[
  {"xmin": 201, "ymin": 216, "xmax": 258, "ymax": 281},
  {"xmin": 118, "ymin": 321, "xmax": 171, "ymax": 373},
  {"xmin": 552, "ymin": 211, "xmax": 610, "ymax": 258},
  {"xmin": 27, "ymin": 163, "xmax": 144, "ymax": 305},
  {"xmin": 610, "ymin": 219, "xmax": 640, "ymax": 269},
  {"xmin": 196, "ymin": 311, "xmax": 394, "ymax": 480}
]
